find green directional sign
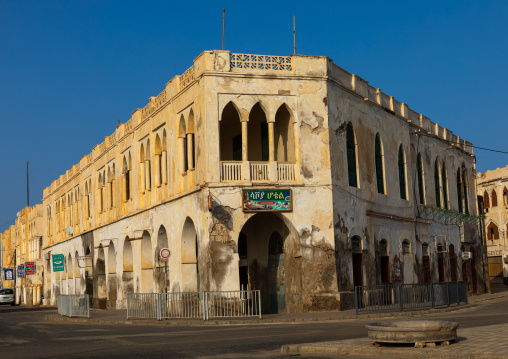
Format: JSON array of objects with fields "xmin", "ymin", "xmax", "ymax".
[{"xmin": 52, "ymin": 254, "xmax": 64, "ymax": 272}]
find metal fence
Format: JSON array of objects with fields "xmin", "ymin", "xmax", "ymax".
[
  {"xmin": 355, "ymin": 281, "xmax": 467, "ymax": 314},
  {"xmin": 127, "ymin": 290, "xmax": 261, "ymax": 321},
  {"xmin": 57, "ymin": 294, "xmax": 90, "ymax": 318}
]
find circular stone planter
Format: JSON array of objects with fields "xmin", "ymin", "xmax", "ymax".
[{"xmin": 365, "ymin": 320, "xmax": 458, "ymax": 345}]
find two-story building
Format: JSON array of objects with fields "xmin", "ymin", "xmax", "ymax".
[
  {"xmin": 477, "ymin": 166, "xmax": 508, "ymax": 288},
  {"xmin": 41, "ymin": 51, "xmax": 485, "ymax": 312}
]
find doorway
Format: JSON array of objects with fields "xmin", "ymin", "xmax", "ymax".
[
  {"xmin": 351, "ymin": 236, "xmax": 363, "ymax": 289},
  {"xmin": 268, "ymin": 232, "xmax": 285, "ymax": 314}
]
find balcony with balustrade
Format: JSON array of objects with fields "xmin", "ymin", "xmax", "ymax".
[{"xmin": 219, "ymin": 101, "xmax": 298, "ymax": 184}]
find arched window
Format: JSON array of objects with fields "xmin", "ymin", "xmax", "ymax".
[
  {"xmin": 492, "ymin": 189, "xmax": 498, "ymax": 207},
  {"xmin": 248, "ymin": 103, "xmax": 268, "ymax": 161},
  {"xmin": 179, "ymin": 115, "xmax": 188, "ymax": 172},
  {"xmin": 437, "ymin": 244, "xmax": 445, "ymax": 282},
  {"xmin": 504, "ymin": 187, "xmax": 508, "ymax": 206},
  {"xmin": 398, "ymin": 145, "xmax": 407, "ymax": 200},
  {"xmin": 417, "ymin": 153, "xmax": 425, "ymax": 204},
  {"xmin": 346, "ymin": 123, "xmax": 358, "ymax": 188},
  {"xmin": 462, "ymin": 170, "xmax": 469, "ymax": 214},
  {"xmin": 488, "ymin": 222, "xmax": 499, "ymax": 241},
  {"xmin": 274, "ymin": 104, "xmax": 295, "ymax": 163},
  {"xmin": 145, "ymin": 140, "xmax": 151, "ymax": 190},
  {"xmin": 441, "ymin": 163, "xmax": 448, "ymax": 209},
  {"xmin": 187, "ymin": 109, "xmax": 195, "ymax": 170},
  {"xmin": 375, "ymin": 134, "xmax": 385, "ymax": 194},
  {"xmin": 483, "ymin": 190, "xmax": 490, "ymax": 209},
  {"xmin": 434, "ymin": 160, "xmax": 441, "ymax": 208},
  {"xmin": 457, "ymin": 169, "xmax": 463, "ymax": 213},
  {"xmin": 122, "ymin": 154, "xmax": 131, "ymax": 202},
  {"xmin": 402, "ymin": 240, "xmax": 410, "ymax": 255},
  {"xmin": 220, "ymin": 102, "xmax": 242, "ymax": 162}
]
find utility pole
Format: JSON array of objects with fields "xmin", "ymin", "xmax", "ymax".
[
  {"xmin": 293, "ymin": 14, "xmax": 296, "ymax": 55},
  {"xmin": 222, "ymin": 9, "xmax": 225, "ymax": 51},
  {"xmin": 27, "ymin": 161, "xmax": 29, "ymax": 207}
]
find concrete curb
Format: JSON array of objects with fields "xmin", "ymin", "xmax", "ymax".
[
  {"xmin": 281, "ymin": 342, "xmax": 508, "ymax": 359},
  {"xmin": 43, "ymin": 302, "xmax": 478, "ymax": 327}
]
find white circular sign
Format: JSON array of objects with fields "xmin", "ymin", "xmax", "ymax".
[{"xmin": 160, "ymin": 248, "xmax": 171, "ymax": 259}]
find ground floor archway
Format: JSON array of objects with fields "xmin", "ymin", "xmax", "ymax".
[{"xmin": 237, "ymin": 212, "xmax": 300, "ymax": 314}]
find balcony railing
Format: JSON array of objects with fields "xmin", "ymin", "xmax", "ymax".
[
  {"xmin": 277, "ymin": 163, "xmax": 295, "ymax": 182},
  {"xmin": 250, "ymin": 162, "xmax": 269, "ymax": 181},
  {"xmin": 220, "ymin": 161, "xmax": 296, "ymax": 183},
  {"xmin": 221, "ymin": 161, "xmax": 242, "ymax": 182}
]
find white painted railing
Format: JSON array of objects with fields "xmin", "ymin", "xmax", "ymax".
[
  {"xmin": 250, "ymin": 162, "xmax": 269, "ymax": 181},
  {"xmin": 57, "ymin": 294, "xmax": 90, "ymax": 318},
  {"xmin": 127, "ymin": 290, "xmax": 261, "ymax": 320},
  {"xmin": 220, "ymin": 161, "xmax": 242, "ymax": 181},
  {"xmin": 277, "ymin": 163, "xmax": 295, "ymax": 181}
]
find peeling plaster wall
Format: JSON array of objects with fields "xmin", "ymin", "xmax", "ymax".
[{"xmin": 326, "ymin": 64, "xmax": 484, "ymax": 298}]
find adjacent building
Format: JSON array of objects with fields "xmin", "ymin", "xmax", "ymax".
[
  {"xmin": 477, "ymin": 166, "xmax": 508, "ymax": 288},
  {"xmin": 2, "ymin": 51, "xmax": 485, "ymax": 311}
]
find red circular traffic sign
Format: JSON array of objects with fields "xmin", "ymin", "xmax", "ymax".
[{"xmin": 160, "ymin": 248, "xmax": 171, "ymax": 259}]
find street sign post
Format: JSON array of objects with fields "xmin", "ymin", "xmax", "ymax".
[
  {"xmin": 17, "ymin": 265, "xmax": 25, "ymax": 278},
  {"xmin": 25, "ymin": 262, "xmax": 35, "ymax": 275},
  {"xmin": 4, "ymin": 269, "xmax": 13, "ymax": 281},
  {"xmin": 52, "ymin": 254, "xmax": 65, "ymax": 272},
  {"xmin": 159, "ymin": 248, "xmax": 171, "ymax": 293}
]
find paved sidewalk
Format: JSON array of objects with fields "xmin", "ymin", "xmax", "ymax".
[
  {"xmin": 282, "ymin": 322, "xmax": 508, "ymax": 359},
  {"xmin": 43, "ymin": 290, "xmax": 508, "ymax": 327},
  {"xmin": 279, "ymin": 291, "xmax": 508, "ymax": 359}
]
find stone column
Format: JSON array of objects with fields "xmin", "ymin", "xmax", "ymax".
[
  {"xmin": 187, "ymin": 134, "xmax": 194, "ymax": 170},
  {"xmin": 268, "ymin": 122, "xmax": 275, "ymax": 162},
  {"xmin": 140, "ymin": 162, "xmax": 146, "ymax": 193},
  {"xmin": 179, "ymin": 137, "xmax": 186, "ymax": 173},
  {"xmin": 154, "ymin": 154, "xmax": 161, "ymax": 186},
  {"xmin": 145, "ymin": 160, "xmax": 151, "ymax": 190},
  {"xmin": 161, "ymin": 151, "xmax": 167, "ymax": 184},
  {"xmin": 241, "ymin": 121, "xmax": 248, "ymax": 162}
]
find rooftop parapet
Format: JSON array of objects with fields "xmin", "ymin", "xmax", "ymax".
[{"xmin": 477, "ymin": 165, "xmax": 508, "ymax": 183}]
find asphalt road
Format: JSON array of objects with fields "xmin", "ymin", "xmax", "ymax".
[{"xmin": 1, "ymin": 298, "xmax": 507, "ymax": 359}]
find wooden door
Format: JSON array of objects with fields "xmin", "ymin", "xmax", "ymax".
[{"xmin": 381, "ymin": 256, "xmax": 390, "ymax": 284}]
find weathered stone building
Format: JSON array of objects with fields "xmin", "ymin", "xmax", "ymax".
[
  {"xmin": 477, "ymin": 166, "xmax": 508, "ymax": 287},
  {"xmin": 0, "ymin": 205, "xmax": 44, "ymax": 304},
  {"xmin": 37, "ymin": 51, "xmax": 485, "ymax": 312}
]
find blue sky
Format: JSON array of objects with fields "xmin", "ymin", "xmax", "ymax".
[{"xmin": 1, "ymin": 0, "xmax": 507, "ymax": 231}]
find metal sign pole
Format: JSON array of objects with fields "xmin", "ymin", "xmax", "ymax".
[{"xmin": 164, "ymin": 261, "xmax": 168, "ymax": 293}]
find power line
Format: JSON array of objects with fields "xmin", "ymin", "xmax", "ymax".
[{"xmin": 416, "ymin": 132, "xmax": 508, "ymax": 154}]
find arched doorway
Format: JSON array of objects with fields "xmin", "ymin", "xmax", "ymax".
[
  {"xmin": 351, "ymin": 236, "xmax": 363, "ymax": 289},
  {"xmin": 96, "ymin": 247, "xmax": 107, "ymax": 309},
  {"xmin": 123, "ymin": 238, "xmax": 134, "ymax": 298},
  {"xmin": 449, "ymin": 245, "xmax": 457, "ymax": 282},
  {"xmin": 141, "ymin": 231, "xmax": 153, "ymax": 293},
  {"xmin": 181, "ymin": 218, "xmax": 198, "ymax": 292},
  {"xmin": 461, "ymin": 244, "xmax": 469, "ymax": 292},
  {"xmin": 156, "ymin": 225, "xmax": 169, "ymax": 293},
  {"xmin": 422, "ymin": 243, "xmax": 431, "ymax": 283},
  {"xmin": 238, "ymin": 233, "xmax": 248, "ymax": 290},
  {"xmin": 74, "ymin": 251, "xmax": 80, "ymax": 294},
  {"xmin": 220, "ymin": 102, "xmax": 242, "ymax": 161},
  {"xmin": 67, "ymin": 253, "xmax": 74, "ymax": 294},
  {"xmin": 470, "ymin": 246, "xmax": 478, "ymax": 293},
  {"xmin": 379, "ymin": 239, "xmax": 390, "ymax": 284},
  {"xmin": 107, "ymin": 241, "xmax": 117, "ymax": 308},
  {"xmin": 237, "ymin": 213, "xmax": 299, "ymax": 314},
  {"xmin": 437, "ymin": 244, "xmax": 445, "ymax": 282}
]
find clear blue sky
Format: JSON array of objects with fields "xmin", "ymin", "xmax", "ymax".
[{"xmin": 1, "ymin": 0, "xmax": 507, "ymax": 231}]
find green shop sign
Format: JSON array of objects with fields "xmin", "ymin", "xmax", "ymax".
[
  {"xmin": 242, "ymin": 189, "xmax": 292, "ymax": 212},
  {"xmin": 52, "ymin": 254, "xmax": 65, "ymax": 272}
]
